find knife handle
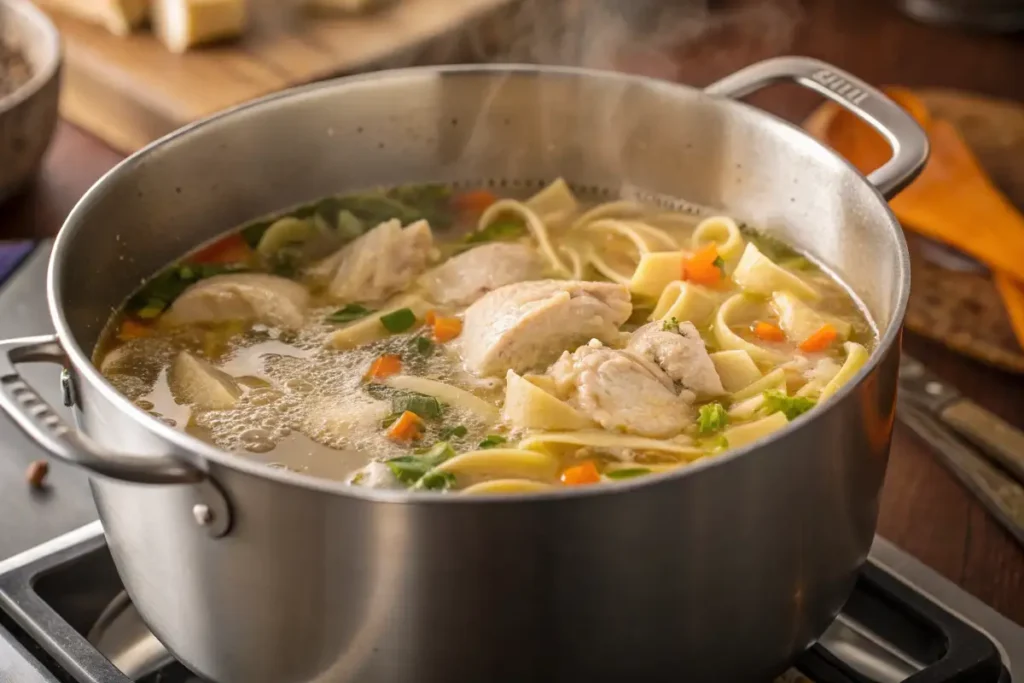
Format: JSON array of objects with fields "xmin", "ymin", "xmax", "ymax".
[
  {"xmin": 899, "ymin": 401, "xmax": 1024, "ymax": 547},
  {"xmin": 940, "ymin": 399, "xmax": 1024, "ymax": 484}
]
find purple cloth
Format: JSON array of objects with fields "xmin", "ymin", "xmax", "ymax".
[{"xmin": 0, "ymin": 241, "xmax": 35, "ymax": 286}]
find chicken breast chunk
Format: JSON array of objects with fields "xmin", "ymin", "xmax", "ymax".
[
  {"xmin": 419, "ymin": 243, "xmax": 545, "ymax": 306},
  {"xmin": 307, "ymin": 219, "xmax": 433, "ymax": 303},
  {"xmin": 163, "ymin": 273, "xmax": 309, "ymax": 330},
  {"xmin": 549, "ymin": 341, "xmax": 692, "ymax": 437},
  {"xmin": 627, "ymin": 321, "xmax": 725, "ymax": 398},
  {"xmin": 460, "ymin": 280, "xmax": 631, "ymax": 376}
]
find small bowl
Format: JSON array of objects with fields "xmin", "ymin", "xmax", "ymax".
[{"xmin": 0, "ymin": 0, "xmax": 61, "ymax": 204}]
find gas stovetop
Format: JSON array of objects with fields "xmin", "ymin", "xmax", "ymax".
[
  {"xmin": 0, "ymin": 521, "xmax": 1021, "ymax": 683},
  {"xmin": 0, "ymin": 245, "xmax": 1022, "ymax": 683}
]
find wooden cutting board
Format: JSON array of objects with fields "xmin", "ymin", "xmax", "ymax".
[{"xmin": 36, "ymin": 0, "xmax": 513, "ymax": 153}]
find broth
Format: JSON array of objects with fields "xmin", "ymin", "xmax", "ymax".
[{"xmin": 95, "ymin": 180, "xmax": 875, "ymax": 494}]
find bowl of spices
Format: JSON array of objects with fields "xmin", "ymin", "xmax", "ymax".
[{"xmin": 0, "ymin": 0, "xmax": 60, "ymax": 204}]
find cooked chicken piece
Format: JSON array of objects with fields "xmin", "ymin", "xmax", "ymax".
[
  {"xmin": 168, "ymin": 351, "xmax": 241, "ymax": 411},
  {"xmin": 419, "ymin": 243, "xmax": 546, "ymax": 306},
  {"xmin": 460, "ymin": 280, "xmax": 632, "ymax": 376},
  {"xmin": 163, "ymin": 273, "xmax": 309, "ymax": 330},
  {"xmin": 549, "ymin": 341, "xmax": 692, "ymax": 438},
  {"xmin": 627, "ymin": 321, "xmax": 725, "ymax": 397},
  {"xmin": 307, "ymin": 219, "xmax": 433, "ymax": 303},
  {"xmin": 347, "ymin": 461, "xmax": 403, "ymax": 489}
]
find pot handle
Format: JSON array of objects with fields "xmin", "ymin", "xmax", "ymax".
[
  {"xmin": 0, "ymin": 334, "xmax": 204, "ymax": 485},
  {"xmin": 704, "ymin": 56, "xmax": 929, "ymax": 199}
]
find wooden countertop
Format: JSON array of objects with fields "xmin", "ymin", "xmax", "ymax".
[{"xmin": 1, "ymin": 0, "xmax": 1023, "ymax": 625}]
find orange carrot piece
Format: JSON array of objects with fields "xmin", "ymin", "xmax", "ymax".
[
  {"xmin": 386, "ymin": 411, "xmax": 424, "ymax": 443},
  {"xmin": 432, "ymin": 316, "xmax": 463, "ymax": 343},
  {"xmin": 753, "ymin": 321, "xmax": 786, "ymax": 343},
  {"xmin": 682, "ymin": 243, "xmax": 723, "ymax": 285},
  {"xmin": 453, "ymin": 190, "xmax": 499, "ymax": 215},
  {"xmin": 798, "ymin": 324, "xmax": 838, "ymax": 353},
  {"xmin": 118, "ymin": 319, "xmax": 153, "ymax": 341},
  {"xmin": 366, "ymin": 354, "xmax": 403, "ymax": 380},
  {"xmin": 561, "ymin": 461, "xmax": 601, "ymax": 486},
  {"xmin": 191, "ymin": 233, "xmax": 252, "ymax": 265}
]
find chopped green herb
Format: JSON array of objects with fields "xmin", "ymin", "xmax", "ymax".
[
  {"xmin": 411, "ymin": 336, "xmax": 435, "ymax": 356},
  {"xmin": 465, "ymin": 218, "xmax": 527, "ymax": 245},
  {"xmin": 605, "ymin": 468, "xmax": 652, "ymax": 480},
  {"xmin": 326, "ymin": 303, "xmax": 375, "ymax": 324},
  {"xmin": 762, "ymin": 391, "xmax": 816, "ymax": 421},
  {"xmin": 178, "ymin": 265, "xmax": 195, "ymax": 280},
  {"xmin": 478, "ymin": 434, "xmax": 507, "ymax": 449},
  {"xmin": 440, "ymin": 425, "xmax": 468, "ymax": 440},
  {"xmin": 697, "ymin": 402, "xmax": 729, "ymax": 434},
  {"xmin": 240, "ymin": 220, "xmax": 273, "ymax": 248},
  {"xmin": 713, "ymin": 255, "xmax": 725, "ymax": 271},
  {"xmin": 392, "ymin": 393, "xmax": 442, "ymax": 420},
  {"xmin": 380, "ymin": 412, "xmax": 402, "ymax": 429},
  {"xmin": 662, "ymin": 316, "xmax": 680, "ymax": 332},
  {"xmin": 380, "ymin": 308, "xmax": 417, "ymax": 334}
]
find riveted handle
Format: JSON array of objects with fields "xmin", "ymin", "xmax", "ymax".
[
  {"xmin": 0, "ymin": 335, "xmax": 202, "ymax": 484},
  {"xmin": 705, "ymin": 56, "xmax": 930, "ymax": 199}
]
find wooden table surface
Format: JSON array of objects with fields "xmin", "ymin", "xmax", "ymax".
[{"xmin": 2, "ymin": 0, "xmax": 1023, "ymax": 624}]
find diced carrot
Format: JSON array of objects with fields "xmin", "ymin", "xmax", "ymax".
[
  {"xmin": 425, "ymin": 309, "xmax": 437, "ymax": 326},
  {"xmin": 118, "ymin": 319, "xmax": 154, "ymax": 341},
  {"xmin": 366, "ymin": 354, "xmax": 403, "ymax": 380},
  {"xmin": 753, "ymin": 321, "xmax": 786, "ymax": 343},
  {"xmin": 190, "ymin": 233, "xmax": 252, "ymax": 265},
  {"xmin": 453, "ymin": 190, "xmax": 499, "ymax": 215},
  {"xmin": 682, "ymin": 243, "xmax": 724, "ymax": 285},
  {"xmin": 431, "ymin": 316, "xmax": 463, "ymax": 343},
  {"xmin": 799, "ymin": 324, "xmax": 838, "ymax": 353},
  {"xmin": 386, "ymin": 411, "xmax": 424, "ymax": 442},
  {"xmin": 561, "ymin": 461, "xmax": 601, "ymax": 486}
]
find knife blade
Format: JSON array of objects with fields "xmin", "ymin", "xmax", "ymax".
[{"xmin": 899, "ymin": 354, "xmax": 1024, "ymax": 485}]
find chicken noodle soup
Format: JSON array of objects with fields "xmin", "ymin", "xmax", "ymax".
[{"xmin": 95, "ymin": 180, "xmax": 875, "ymax": 493}]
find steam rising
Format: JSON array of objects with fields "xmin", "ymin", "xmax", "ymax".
[{"xmin": 386, "ymin": 0, "xmax": 803, "ymax": 81}]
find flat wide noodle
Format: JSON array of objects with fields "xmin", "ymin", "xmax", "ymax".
[
  {"xmin": 385, "ymin": 375, "xmax": 499, "ymax": 422},
  {"xmin": 519, "ymin": 430, "xmax": 701, "ymax": 458},
  {"xmin": 461, "ymin": 479, "xmax": 555, "ymax": 495},
  {"xmin": 691, "ymin": 216, "xmax": 745, "ymax": 261},
  {"xmin": 479, "ymin": 199, "xmax": 570, "ymax": 276},
  {"xmin": 435, "ymin": 448, "xmax": 561, "ymax": 480},
  {"xmin": 714, "ymin": 294, "xmax": 788, "ymax": 363}
]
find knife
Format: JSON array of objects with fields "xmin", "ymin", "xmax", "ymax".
[
  {"xmin": 899, "ymin": 354, "xmax": 1024, "ymax": 485},
  {"xmin": 897, "ymin": 354, "xmax": 1024, "ymax": 546}
]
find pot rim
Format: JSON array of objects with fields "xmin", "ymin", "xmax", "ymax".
[{"xmin": 49, "ymin": 63, "xmax": 910, "ymax": 503}]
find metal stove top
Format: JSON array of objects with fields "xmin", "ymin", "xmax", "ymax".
[{"xmin": 0, "ymin": 242, "xmax": 1022, "ymax": 683}]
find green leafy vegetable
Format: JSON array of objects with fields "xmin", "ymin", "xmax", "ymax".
[
  {"xmin": 336, "ymin": 210, "xmax": 365, "ymax": 240},
  {"xmin": 697, "ymin": 402, "xmax": 729, "ymax": 434},
  {"xmin": 465, "ymin": 218, "xmax": 527, "ymax": 245},
  {"xmin": 605, "ymin": 468, "xmax": 651, "ymax": 480},
  {"xmin": 411, "ymin": 336, "xmax": 434, "ymax": 356},
  {"xmin": 240, "ymin": 220, "xmax": 273, "ymax": 249},
  {"xmin": 380, "ymin": 412, "xmax": 402, "ymax": 429},
  {"xmin": 762, "ymin": 391, "xmax": 816, "ymax": 421},
  {"xmin": 380, "ymin": 308, "xmax": 417, "ymax": 333},
  {"xmin": 478, "ymin": 434, "xmax": 507, "ymax": 449},
  {"xmin": 440, "ymin": 425, "xmax": 468, "ymax": 440},
  {"xmin": 386, "ymin": 441, "xmax": 456, "ymax": 488},
  {"xmin": 392, "ymin": 393, "xmax": 442, "ymax": 420},
  {"xmin": 662, "ymin": 316, "xmax": 680, "ymax": 332},
  {"xmin": 414, "ymin": 470, "xmax": 457, "ymax": 491},
  {"xmin": 326, "ymin": 303, "xmax": 375, "ymax": 324},
  {"xmin": 712, "ymin": 255, "xmax": 725, "ymax": 271}
]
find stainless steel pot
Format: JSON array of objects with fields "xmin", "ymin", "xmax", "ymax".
[{"xmin": 0, "ymin": 57, "xmax": 926, "ymax": 683}]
